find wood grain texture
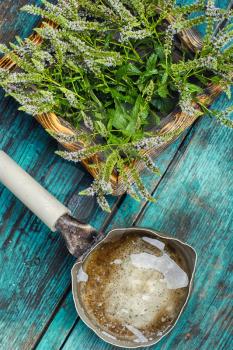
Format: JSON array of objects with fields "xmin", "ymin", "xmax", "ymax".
[
  {"xmin": 35, "ymin": 134, "xmax": 188, "ymax": 350},
  {"xmin": 0, "ymin": 2, "xmax": 117, "ymax": 349},
  {"xmin": 0, "ymin": 90, "xmax": 117, "ymax": 350},
  {"xmin": 0, "ymin": 0, "xmax": 42, "ymax": 43},
  {"xmin": 58, "ymin": 93, "xmax": 233, "ymax": 350},
  {"xmin": 0, "ymin": 1, "xmax": 232, "ymax": 350}
]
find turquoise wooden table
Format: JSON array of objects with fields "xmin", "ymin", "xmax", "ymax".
[{"xmin": 0, "ymin": 1, "xmax": 232, "ymax": 349}]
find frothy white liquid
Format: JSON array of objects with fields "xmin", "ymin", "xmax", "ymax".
[{"xmin": 78, "ymin": 233, "xmax": 189, "ymax": 344}]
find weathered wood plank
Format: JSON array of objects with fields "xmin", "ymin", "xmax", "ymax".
[
  {"xmin": 0, "ymin": 3, "xmax": 118, "ymax": 350},
  {"xmin": 31, "ymin": 1, "xmax": 232, "ymax": 348},
  {"xmin": 35, "ymin": 134, "xmax": 188, "ymax": 350},
  {"xmin": 58, "ymin": 93, "xmax": 233, "ymax": 350},
  {"xmin": 0, "ymin": 103, "xmax": 118, "ymax": 350},
  {"xmin": 0, "ymin": 1, "xmax": 232, "ymax": 350},
  {"xmin": 0, "ymin": 0, "xmax": 42, "ymax": 44},
  {"xmin": 0, "ymin": 98, "xmax": 118, "ymax": 350},
  {"xmin": 0, "ymin": 2, "xmax": 190, "ymax": 345}
]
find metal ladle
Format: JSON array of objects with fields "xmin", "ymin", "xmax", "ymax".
[{"xmin": 0, "ymin": 151, "xmax": 196, "ymax": 348}]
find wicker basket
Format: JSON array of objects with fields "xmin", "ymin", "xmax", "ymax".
[{"xmin": 0, "ymin": 20, "xmax": 223, "ymax": 195}]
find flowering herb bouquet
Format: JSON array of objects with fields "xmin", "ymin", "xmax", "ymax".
[{"xmin": 0, "ymin": 0, "xmax": 233, "ymax": 211}]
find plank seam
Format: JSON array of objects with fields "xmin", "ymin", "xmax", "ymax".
[
  {"xmin": 132, "ymin": 120, "xmax": 199, "ymax": 226},
  {"xmin": 34, "ymin": 119, "xmax": 199, "ymax": 349},
  {"xmin": 32, "ymin": 285, "xmax": 72, "ymax": 350},
  {"xmin": 55, "ymin": 121, "xmax": 199, "ymax": 350},
  {"xmin": 59, "ymin": 318, "xmax": 80, "ymax": 350}
]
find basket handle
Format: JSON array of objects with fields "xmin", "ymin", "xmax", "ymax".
[{"xmin": 0, "ymin": 151, "xmax": 70, "ymax": 231}]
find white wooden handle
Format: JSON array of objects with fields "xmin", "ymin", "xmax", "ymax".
[{"xmin": 0, "ymin": 151, "xmax": 70, "ymax": 231}]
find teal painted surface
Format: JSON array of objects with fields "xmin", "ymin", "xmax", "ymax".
[
  {"xmin": 35, "ymin": 131, "xmax": 188, "ymax": 350},
  {"xmin": 53, "ymin": 93, "xmax": 233, "ymax": 350},
  {"xmin": 0, "ymin": 1, "xmax": 232, "ymax": 350}
]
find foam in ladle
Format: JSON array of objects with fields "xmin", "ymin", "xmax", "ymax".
[{"xmin": 77, "ymin": 232, "xmax": 189, "ymax": 344}]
